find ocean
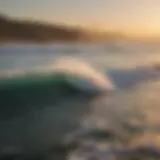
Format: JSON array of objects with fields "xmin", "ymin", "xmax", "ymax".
[{"xmin": 1, "ymin": 42, "xmax": 160, "ymax": 160}]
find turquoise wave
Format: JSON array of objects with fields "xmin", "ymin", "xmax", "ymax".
[
  {"xmin": 0, "ymin": 72, "xmax": 86, "ymax": 120},
  {"xmin": 0, "ymin": 72, "xmax": 93, "ymax": 155}
]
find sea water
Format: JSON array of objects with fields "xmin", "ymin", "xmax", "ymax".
[{"xmin": 1, "ymin": 42, "xmax": 160, "ymax": 159}]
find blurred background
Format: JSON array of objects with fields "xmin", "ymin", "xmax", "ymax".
[{"xmin": 1, "ymin": 1, "xmax": 160, "ymax": 160}]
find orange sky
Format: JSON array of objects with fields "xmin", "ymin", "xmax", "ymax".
[{"xmin": 1, "ymin": 0, "xmax": 160, "ymax": 38}]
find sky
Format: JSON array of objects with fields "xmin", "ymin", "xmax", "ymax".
[{"xmin": 1, "ymin": 0, "xmax": 160, "ymax": 37}]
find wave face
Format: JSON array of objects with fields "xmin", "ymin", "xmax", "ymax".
[{"xmin": 0, "ymin": 58, "xmax": 115, "ymax": 157}]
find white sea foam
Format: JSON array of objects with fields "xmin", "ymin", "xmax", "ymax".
[
  {"xmin": 0, "ymin": 57, "xmax": 115, "ymax": 92},
  {"xmin": 53, "ymin": 58, "xmax": 115, "ymax": 92}
]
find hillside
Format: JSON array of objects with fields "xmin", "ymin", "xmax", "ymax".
[
  {"xmin": 0, "ymin": 14, "xmax": 88, "ymax": 43},
  {"xmin": 0, "ymin": 14, "xmax": 126, "ymax": 43}
]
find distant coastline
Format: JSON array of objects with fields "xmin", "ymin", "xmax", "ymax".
[{"xmin": 0, "ymin": 14, "xmax": 126, "ymax": 44}]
